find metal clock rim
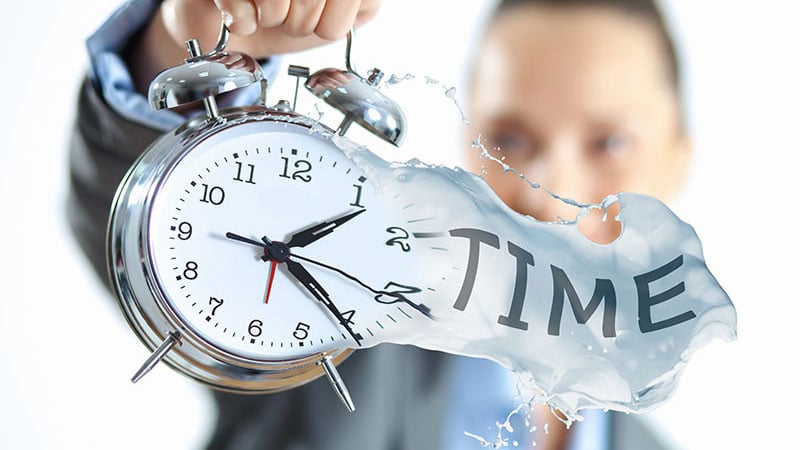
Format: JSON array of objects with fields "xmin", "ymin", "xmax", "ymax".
[{"xmin": 108, "ymin": 109, "xmax": 353, "ymax": 393}]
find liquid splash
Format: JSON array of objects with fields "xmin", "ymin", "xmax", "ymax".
[
  {"xmin": 280, "ymin": 71, "xmax": 734, "ymax": 437},
  {"xmin": 463, "ymin": 404, "xmax": 529, "ymax": 448},
  {"xmin": 324, "ymin": 128, "xmax": 737, "ymax": 425},
  {"xmin": 382, "ymin": 72, "xmax": 470, "ymax": 125},
  {"xmin": 271, "ymin": 70, "xmax": 737, "ymax": 430},
  {"xmin": 470, "ymin": 135, "xmax": 613, "ymax": 225},
  {"xmin": 372, "ymin": 74, "xmax": 733, "ymax": 424}
]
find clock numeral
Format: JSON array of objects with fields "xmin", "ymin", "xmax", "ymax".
[
  {"xmin": 341, "ymin": 310, "xmax": 356, "ymax": 326},
  {"xmin": 209, "ymin": 296, "xmax": 223, "ymax": 316},
  {"xmin": 385, "ymin": 227, "xmax": 411, "ymax": 252},
  {"xmin": 375, "ymin": 281, "xmax": 422, "ymax": 304},
  {"xmin": 292, "ymin": 322, "xmax": 310, "ymax": 340},
  {"xmin": 279, "ymin": 157, "xmax": 313, "ymax": 182},
  {"xmin": 200, "ymin": 184, "xmax": 225, "ymax": 205},
  {"xmin": 233, "ymin": 162, "xmax": 256, "ymax": 184},
  {"xmin": 176, "ymin": 221, "xmax": 192, "ymax": 240},
  {"xmin": 248, "ymin": 319, "xmax": 263, "ymax": 337},
  {"xmin": 350, "ymin": 184, "xmax": 364, "ymax": 208},
  {"xmin": 183, "ymin": 261, "xmax": 198, "ymax": 280}
]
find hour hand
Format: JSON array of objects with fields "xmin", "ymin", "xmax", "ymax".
[
  {"xmin": 225, "ymin": 232, "xmax": 267, "ymax": 249},
  {"xmin": 285, "ymin": 259, "xmax": 363, "ymax": 346},
  {"xmin": 286, "ymin": 209, "xmax": 365, "ymax": 248}
]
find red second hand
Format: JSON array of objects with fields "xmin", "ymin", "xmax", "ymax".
[{"xmin": 264, "ymin": 261, "xmax": 277, "ymax": 304}]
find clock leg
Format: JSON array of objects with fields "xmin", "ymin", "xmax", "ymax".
[
  {"xmin": 131, "ymin": 332, "xmax": 181, "ymax": 383},
  {"xmin": 320, "ymin": 355, "xmax": 356, "ymax": 412}
]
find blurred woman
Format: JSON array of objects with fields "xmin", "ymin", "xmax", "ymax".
[
  {"xmin": 464, "ymin": 0, "xmax": 688, "ymax": 448},
  {"xmin": 68, "ymin": 0, "xmax": 686, "ymax": 448}
]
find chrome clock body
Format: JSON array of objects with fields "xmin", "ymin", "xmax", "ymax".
[
  {"xmin": 107, "ymin": 24, "xmax": 423, "ymax": 408},
  {"xmin": 109, "ymin": 110, "xmax": 357, "ymax": 393}
]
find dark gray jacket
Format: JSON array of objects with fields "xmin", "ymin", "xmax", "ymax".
[{"xmin": 67, "ymin": 78, "xmax": 670, "ymax": 450}]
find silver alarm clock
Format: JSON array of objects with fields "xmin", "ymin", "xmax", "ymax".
[{"xmin": 107, "ymin": 23, "xmax": 440, "ymax": 411}]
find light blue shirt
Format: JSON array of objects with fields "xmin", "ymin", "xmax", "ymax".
[
  {"xmin": 87, "ymin": 2, "xmax": 610, "ymax": 449},
  {"xmin": 86, "ymin": 0, "xmax": 280, "ymax": 132}
]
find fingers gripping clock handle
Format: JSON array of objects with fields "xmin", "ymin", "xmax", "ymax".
[
  {"xmin": 207, "ymin": 21, "xmax": 354, "ymax": 70},
  {"xmin": 285, "ymin": 260, "xmax": 363, "ymax": 346}
]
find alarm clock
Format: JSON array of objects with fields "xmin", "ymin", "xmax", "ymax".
[{"xmin": 107, "ymin": 23, "xmax": 432, "ymax": 411}]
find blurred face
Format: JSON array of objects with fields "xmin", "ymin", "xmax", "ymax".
[{"xmin": 467, "ymin": 5, "xmax": 690, "ymax": 243}]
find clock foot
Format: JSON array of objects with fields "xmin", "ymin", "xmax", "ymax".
[
  {"xmin": 131, "ymin": 332, "xmax": 181, "ymax": 383},
  {"xmin": 320, "ymin": 355, "xmax": 355, "ymax": 412}
]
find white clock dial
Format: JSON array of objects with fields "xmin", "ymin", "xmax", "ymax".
[{"xmin": 146, "ymin": 121, "xmax": 433, "ymax": 361}]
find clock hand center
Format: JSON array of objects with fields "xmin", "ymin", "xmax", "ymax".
[
  {"xmin": 226, "ymin": 231, "xmax": 427, "ymax": 322},
  {"xmin": 261, "ymin": 240, "xmax": 291, "ymax": 263},
  {"xmin": 225, "ymin": 232, "xmax": 292, "ymax": 263}
]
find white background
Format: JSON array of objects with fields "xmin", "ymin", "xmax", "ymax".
[{"xmin": 0, "ymin": 1, "xmax": 797, "ymax": 449}]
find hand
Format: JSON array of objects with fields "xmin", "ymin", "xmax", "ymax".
[
  {"xmin": 225, "ymin": 207, "xmax": 364, "ymax": 253},
  {"xmin": 285, "ymin": 259, "xmax": 364, "ymax": 346},
  {"xmin": 291, "ymin": 253, "xmax": 433, "ymax": 319},
  {"xmin": 224, "ymin": 231, "xmax": 433, "ymax": 318},
  {"xmin": 225, "ymin": 231, "xmax": 366, "ymax": 343},
  {"xmin": 130, "ymin": 0, "xmax": 381, "ymax": 93},
  {"xmin": 286, "ymin": 209, "xmax": 365, "ymax": 248}
]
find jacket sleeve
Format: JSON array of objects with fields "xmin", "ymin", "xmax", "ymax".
[{"xmin": 66, "ymin": 77, "xmax": 163, "ymax": 285}]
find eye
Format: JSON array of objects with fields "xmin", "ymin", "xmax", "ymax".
[
  {"xmin": 486, "ymin": 130, "xmax": 533, "ymax": 156},
  {"xmin": 591, "ymin": 132, "xmax": 633, "ymax": 157}
]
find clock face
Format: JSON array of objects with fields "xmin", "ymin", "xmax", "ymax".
[{"xmin": 147, "ymin": 121, "xmax": 439, "ymax": 361}]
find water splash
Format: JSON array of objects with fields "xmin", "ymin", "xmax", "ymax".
[
  {"xmin": 386, "ymin": 73, "xmax": 416, "ymax": 85},
  {"xmin": 381, "ymin": 72, "xmax": 605, "ymax": 225},
  {"xmin": 246, "ymin": 66, "xmax": 737, "ymax": 432},
  {"xmin": 312, "ymin": 103, "xmax": 325, "ymax": 122},
  {"xmin": 464, "ymin": 404, "xmax": 528, "ymax": 448},
  {"xmin": 382, "ymin": 72, "xmax": 470, "ymax": 125},
  {"xmin": 326, "ymin": 127, "xmax": 737, "ymax": 425},
  {"xmin": 470, "ymin": 135, "xmax": 612, "ymax": 224},
  {"xmin": 237, "ymin": 108, "xmax": 738, "ymax": 427}
]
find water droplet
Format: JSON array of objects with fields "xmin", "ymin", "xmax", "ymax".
[{"xmin": 386, "ymin": 73, "xmax": 415, "ymax": 85}]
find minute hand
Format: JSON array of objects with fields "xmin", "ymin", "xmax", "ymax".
[
  {"xmin": 286, "ymin": 209, "xmax": 365, "ymax": 248},
  {"xmin": 285, "ymin": 259, "xmax": 364, "ymax": 346}
]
